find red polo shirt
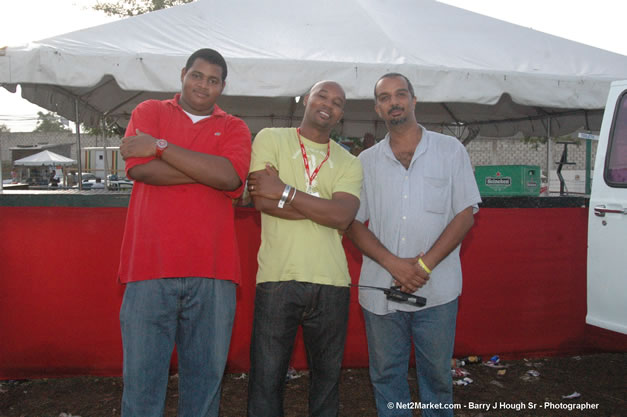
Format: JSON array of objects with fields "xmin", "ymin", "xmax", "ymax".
[{"xmin": 118, "ymin": 94, "xmax": 251, "ymax": 284}]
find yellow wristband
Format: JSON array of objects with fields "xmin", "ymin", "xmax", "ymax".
[{"xmin": 418, "ymin": 258, "xmax": 432, "ymax": 274}]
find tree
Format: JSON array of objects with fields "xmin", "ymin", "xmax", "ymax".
[
  {"xmin": 33, "ymin": 111, "xmax": 72, "ymax": 133},
  {"xmin": 0, "ymin": 124, "xmax": 10, "ymax": 132},
  {"xmin": 82, "ymin": 117, "xmax": 125, "ymax": 138},
  {"xmin": 93, "ymin": 0, "xmax": 195, "ymax": 17}
]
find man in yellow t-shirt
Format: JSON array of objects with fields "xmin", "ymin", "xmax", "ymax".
[{"xmin": 246, "ymin": 80, "xmax": 362, "ymax": 417}]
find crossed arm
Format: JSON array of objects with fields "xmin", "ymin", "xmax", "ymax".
[
  {"xmin": 247, "ymin": 165, "xmax": 359, "ymax": 231},
  {"xmin": 346, "ymin": 206, "xmax": 475, "ymax": 293},
  {"xmin": 121, "ymin": 129, "xmax": 241, "ymax": 190}
]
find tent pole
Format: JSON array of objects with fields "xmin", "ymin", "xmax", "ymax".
[
  {"xmin": 546, "ymin": 117, "xmax": 552, "ymax": 193},
  {"xmin": 75, "ymin": 99, "xmax": 84, "ymax": 190},
  {"xmin": 102, "ymin": 118, "xmax": 109, "ymax": 188},
  {"xmin": 0, "ymin": 130, "xmax": 4, "ymax": 192},
  {"xmin": 585, "ymin": 139, "xmax": 592, "ymax": 195}
]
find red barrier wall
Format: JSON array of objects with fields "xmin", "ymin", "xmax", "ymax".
[{"xmin": 1, "ymin": 206, "xmax": 625, "ymax": 379}]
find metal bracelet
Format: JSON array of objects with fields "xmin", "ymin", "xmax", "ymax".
[
  {"xmin": 278, "ymin": 184, "xmax": 292, "ymax": 208},
  {"xmin": 286, "ymin": 186, "xmax": 297, "ymax": 205}
]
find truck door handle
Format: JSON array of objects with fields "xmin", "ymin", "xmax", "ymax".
[{"xmin": 594, "ymin": 205, "xmax": 627, "ymax": 217}]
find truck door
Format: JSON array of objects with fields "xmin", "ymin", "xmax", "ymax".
[{"xmin": 587, "ymin": 80, "xmax": 627, "ymax": 334}]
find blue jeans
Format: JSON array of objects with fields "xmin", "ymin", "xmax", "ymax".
[
  {"xmin": 247, "ymin": 281, "xmax": 350, "ymax": 417},
  {"xmin": 363, "ymin": 299, "xmax": 458, "ymax": 417},
  {"xmin": 119, "ymin": 277, "xmax": 236, "ymax": 417}
]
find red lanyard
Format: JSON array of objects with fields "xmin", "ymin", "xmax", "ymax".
[{"xmin": 297, "ymin": 128, "xmax": 330, "ymax": 189}]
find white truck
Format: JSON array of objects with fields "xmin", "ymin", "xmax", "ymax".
[{"xmin": 587, "ymin": 80, "xmax": 627, "ymax": 335}]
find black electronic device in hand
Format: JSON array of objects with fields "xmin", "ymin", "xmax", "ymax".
[{"xmin": 352, "ymin": 284, "xmax": 426, "ymax": 307}]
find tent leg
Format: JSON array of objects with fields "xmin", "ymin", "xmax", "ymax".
[
  {"xmin": 102, "ymin": 118, "xmax": 109, "ymax": 188},
  {"xmin": 545, "ymin": 117, "xmax": 553, "ymax": 195},
  {"xmin": 0, "ymin": 131, "xmax": 4, "ymax": 192},
  {"xmin": 585, "ymin": 139, "xmax": 592, "ymax": 195},
  {"xmin": 75, "ymin": 99, "xmax": 83, "ymax": 190}
]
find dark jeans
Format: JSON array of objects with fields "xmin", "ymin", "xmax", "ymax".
[{"xmin": 247, "ymin": 281, "xmax": 350, "ymax": 417}]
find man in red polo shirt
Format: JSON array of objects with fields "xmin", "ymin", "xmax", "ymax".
[{"xmin": 118, "ymin": 48, "xmax": 251, "ymax": 417}]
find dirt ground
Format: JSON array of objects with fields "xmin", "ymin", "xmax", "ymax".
[{"xmin": 1, "ymin": 353, "xmax": 625, "ymax": 417}]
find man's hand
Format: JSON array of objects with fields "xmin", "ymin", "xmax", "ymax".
[
  {"xmin": 247, "ymin": 164, "xmax": 286, "ymax": 200},
  {"xmin": 120, "ymin": 129, "xmax": 157, "ymax": 160},
  {"xmin": 385, "ymin": 255, "xmax": 430, "ymax": 293}
]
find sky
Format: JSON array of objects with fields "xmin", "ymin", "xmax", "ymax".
[{"xmin": 1, "ymin": 0, "xmax": 626, "ymax": 131}]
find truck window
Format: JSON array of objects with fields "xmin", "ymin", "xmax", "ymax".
[{"xmin": 605, "ymin": 92, "xmax": 627, "ymax": 187}]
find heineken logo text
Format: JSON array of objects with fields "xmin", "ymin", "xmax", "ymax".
[{"xmin": 485, "ymin": 177, "xmax": 512, "ymax": 186}]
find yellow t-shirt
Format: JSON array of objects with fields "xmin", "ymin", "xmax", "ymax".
[{"xmin": 250, "ymin": 128, "xmax": 363, "ymax": 287}]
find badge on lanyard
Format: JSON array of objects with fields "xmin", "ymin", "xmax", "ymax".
[{"xmin": 297, "ymin": 128, "xmax": 330, "ymax": 196}]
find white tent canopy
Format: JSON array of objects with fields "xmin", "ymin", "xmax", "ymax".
[
  {"xmin": 14, "ymin": 150, "xmax": 76, "ymax": 167},
  {"xmin": 2, "ymin": 0, "xmax": 627, "ymax": 140}
]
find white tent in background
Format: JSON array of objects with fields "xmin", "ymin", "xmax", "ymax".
[
  {"xmin": 12, "ymin": 150, "xmax": 76, "ymax": 188},
  {"xmin": 14, "ymin": 150, "xmax": 76, "ymax": 167},
  {"xmin": 2, "ymin": 0, "xmax": 627, "ymax": 140}
]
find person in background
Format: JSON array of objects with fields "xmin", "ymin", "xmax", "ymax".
[
  {"xmin": 118, "ymin": 48, "xmax": 251, "ymax": 417},
  {"xmin": 346, "ymin": 73, "xmax": 481, "ymax": 417},
  {"xmin": 362, "ymin": 132, "xmax": 375, "ymax": 150},
  {"xmin": 351, "ymin": 132, "xmax": 376, "ymax": 156},
  {"xmin": 49, "ymin": 169, "xmax": 59, "ymax": 187}
]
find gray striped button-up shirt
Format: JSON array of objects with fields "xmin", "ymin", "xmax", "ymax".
[{"xmin": 356, "ymin": 126, "xmax": 481, "ymax": 315}]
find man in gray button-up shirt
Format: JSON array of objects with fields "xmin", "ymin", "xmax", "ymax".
[{"xmin": 347, "ymin": 73, "xmax": 481, "ymax": 417}]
